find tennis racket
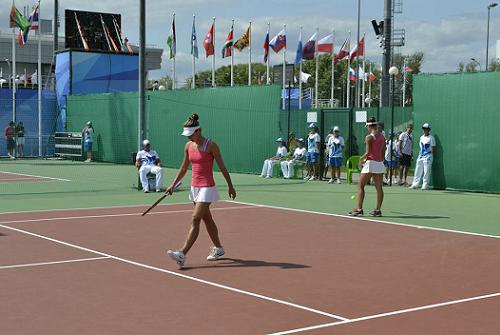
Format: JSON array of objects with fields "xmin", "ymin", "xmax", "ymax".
[{"xmin": 141, "ymin": 181, "xmax": 182, "ymax": 216}]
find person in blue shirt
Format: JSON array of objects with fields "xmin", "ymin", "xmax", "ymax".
[{"xmin": 82, "ymin": 121, "xmax": 94, "ymax": 163}]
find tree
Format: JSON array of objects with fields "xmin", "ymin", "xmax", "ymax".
[
  {"xmin": 488, "ymin": 59, "xmax": 500, "ymax": 71},
  {"xmin": 457, "ymin": 61, "xmax": 479, "ymax": 73},
  {"xmin": 392, "ymin": 52, "xmax": 424, "ymax": 106},
  {"xmin": 148, "ymin": 76, "xmax": 172, "ymax": 90},
  {"xmin": 185, "ymin": 63, "xmax": 269, "ymax": 88}
]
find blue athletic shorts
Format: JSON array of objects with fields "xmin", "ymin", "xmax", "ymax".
[
  {"xmin": 384, "ymin": 160, "xmax": 397, "ymax": 169},
  {"xmin": 84, "ymin": 142, "xmax": 93, "ymax": 151},
  {"xmin": 306, "ymin": 152, "xmax": 320, "ymax": 164},
  {"xmin": 328, "ymin": 157, "xmax": 343, "ymax": 167}
]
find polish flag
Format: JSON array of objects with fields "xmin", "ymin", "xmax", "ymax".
[{"xmin": 317, "ymin": 34, "xmax": 333, "ymax": 53}]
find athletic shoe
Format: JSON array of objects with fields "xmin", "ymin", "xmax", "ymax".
[
  {"xmin": 260, "ymin": 174, "xmax": 265, "ymax": 178},
  {"xmin": 408, "ymin": 184, "xmax": 418, "ymax": 189},
  {"xmin": 167, "ymin": 250, "xmax": 185, "ymax": 267},
  {"xmin": 349, "ymin": 209, "xmax": 364, "ymax": 216},
  {"xmin": 84, "ymin": 159, "xmax": 91, "ymax": 163},
  {"xmin": 156, "ymin": 189, "xmax": 162, "ymax": 193},
  {"xmin": 369, "ymin": 209, "xmax": 383, "ymax": 217},
  {"xmin": 303, "ymin": 176, "xmax": 310, "ymax": 180},
  {"xmin": 309, "ymin": 176, "xmax": 316, "ymax": 181},
  {"xmin": 328, "ymin": 178, "xmax": 334, "ymax": 184},
  {"xmin": 421, "ymin": 186, "xmax": 429, "ymax": 190},
  {"xmin": 265, "ymin": 175, "xmax": 272, "ymax": 179},
  {"xmin": 207, "ymin": 246, "xmax": 225, "ymax": 261},
  {"xmin": 336, "ymin": 178, "xmax": 341, "ymax": 184},
  {"xmin": 143, "ymin": 188, "xmax": 149, "ymax": 193}
]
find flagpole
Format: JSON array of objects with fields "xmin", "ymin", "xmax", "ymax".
[
  {"xmin": 361, "ymin": 32, "xmax": 366, "ymax": 107},
  {"xmin": 12, "ymin": 27, "xmax": 16, "ymax": 125},
  {"xmin": 230, "ymin": 19, "xmax": 234, "ymax": 87},
  {"xmin": 192, "ymin": 15, "xmax": 196, "ymax": 89},
  {"xmin": 38, "ymin": 0, "xmax": 42, "ymax": 156},
  {"xmin": 172, "ymin": 13, "xmax": 176, "ymax": 90},
  {"xmin": 248, "ymin": 21, "xmax": 252, "ymax": 86},
  {"xmin": 368, "ymin": 63, "xmax": 372, "ymax": 107},
  {"xmin": 266, "ymin": 22, "xmax": 270, "ymax": 85},
  {"xmin": 330, "ymin": 29, "xmax": 335, "ymax": 108},
  {"xmin": 403, "ymin": 58, "xmax": 407, "ymax": 107},
  {"xmin": 298, "ymin": 26, "xmax": 303, "ymax": 110},
  {"xmin": 212, "ymin": 17, "xmax": 216, "ymax": 88},
  {"xmin": 314, "ymin": 27, "xmax": 319, "ymax": 109},
  {"xmin": 346, "ymin": 31, "xmax": 351, "ymax": 108},
  {"xmin": 282, "ymin": 24, "xmax": 286, "ymax": 110}
]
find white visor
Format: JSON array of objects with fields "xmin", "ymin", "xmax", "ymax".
[
  {"xmin": 181, "ymin": 126, "xmax": 200, "ymax": 136},
  {"xmin": 365, "ymin": 122, "xmax": 378, "ymax": 127}
]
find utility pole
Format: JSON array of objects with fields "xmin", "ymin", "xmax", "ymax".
[
  {"xmin": 382, "ymin": 0, "xmax": 392, "ymax": 106},
  {"xmin": 138, "ymin": 0, "xmax": 146, "ymax": 149},
  {"xmin": 53, "ymin": 0, "xmax": 58, "ymax": 54}
]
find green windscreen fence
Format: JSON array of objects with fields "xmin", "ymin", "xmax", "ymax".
[
  {"xmin": 67, "ymin": 85, "xmax": 282, "ymax": 174},
  {"xmin": 413, "ymin": 72, "xmax": 500, "ymax": 193}
]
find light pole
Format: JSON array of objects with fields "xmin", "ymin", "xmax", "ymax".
[
  {"xmin": 486, "ymin": 2, "xmax": 498, "ymax": 71},
  {"xmin": 388, "ymin": 66, "xmax": 399, "ymax": 186},
  {"xmin": 470, "ymin": 58, "xmax": 482, "ymax": 72}
]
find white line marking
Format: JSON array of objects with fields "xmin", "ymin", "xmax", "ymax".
[
  {"xmin": 0, "ymin": 206, "xmax": 253, "ymax": 225},
  {"xmin": 0, "ymin": 223, "xmax": 348, "ymax": 321},
  {"xmin": 0, "ymin": 171, "xmax": 70, "ymax": 182},
  {"xmin": 268, "ymin": 291, "xmax": 500, "ymax": 334},
  {"xmin": 0, "ymin": 177, "xmax": 48, "ymax": 181},
  {"xmin": 0, "ymin": 256, "xmax": 111, "ymax": 270},
  {"xmin": 0, "ymin": 201, "xmax": 193, "ymax": 216},
  {"xmin": 226, "ymin": 200, "xmax": 500, "ymax": 240}
]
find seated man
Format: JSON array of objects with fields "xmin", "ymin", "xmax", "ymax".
[
  {"xmin": 260, "ymin": 137, "xmax": 288, "ymax": 178},
  {"xmin": 136, "ymin": 140, "xmax": 163, "ymax": 193}
]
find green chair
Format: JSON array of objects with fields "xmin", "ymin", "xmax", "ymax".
[
  {"xmin": 346, "ymin": 155, "xmax": 361, "ymax": 184},
  {"xmin": 292, "ymin": 162, "xmax": 305, "ymax": 179},
  {"xmin": 272, "ymin": 161, "xmax": 283, "ymax": 177}
]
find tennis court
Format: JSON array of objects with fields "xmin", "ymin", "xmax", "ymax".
[
  {"xmin": 2, "ymin": 171, "xmax": 500, "ymax": 335},
  {"xmin": 0, "ymin": 170, "xmax": 70, "ymax": 183}
]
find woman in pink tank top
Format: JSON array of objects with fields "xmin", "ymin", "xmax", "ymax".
[
  {"xmin": 165, "ymin": 113, "xmax": 236, "ymax": 268},
  {"xmin": 349, "ymin": 117, "xmax": 386, "ymax": 217}
]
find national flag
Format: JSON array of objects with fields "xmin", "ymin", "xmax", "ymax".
[
  {"xmin": 317, "ymin": 33, "xmax": 333, "ymax": 53},
  {"xmin": 369, "ymin": 72, "xmax": 376, "ymax": 81},
  {"xmin": 9, "ymin": 4, "xmax": 31, "ymax": 32},
  {"xmin": 334, "ymin": 37, "xmax": 349, "ymax": 62},
  {"xmin": 203, "ymin": 23, "xmax": 215, "ymax": 57},
  {"xmin": 349, "ymin": 36, "xmax": 365, "ymax": 61},
  {"xmin": 234, "ymin": 26, "xmax": 250, "ymax": 51},
  {"xmin": 302, "ymin": 32, "xmax": 317, "ymax": 60},
  {"xmin": 300, "ymin": 71, "xmax": 311, "ymax": 83},
  {"xmin": 349, "ymin": 67, "xmax": 356, "ymax": 81},
  {"xmin": 405, "ymin": 65, "xmax": 413, "ymax": 72},
  {"xmin": 166, "ymin": 16, "xmax": 176, "ymax": 59},
  {"xmin": 263, "ymin": 29, "xmax": 270, "ymax": 62},
  {"xmin": 269, "ymin": 29, "xmax": 286, "ymax": 53},
  {"xmin": 221, "ymin": 23, "xmax": 234, "ymax": 58},
  {"xmin": 191, "ymin": 17, "xmax": 198, "ymax": 59},
  {"xmin": 75, "ymin": 13, "xmax": 89, "ymax": 50},
  {"xmin": 30, "ymin": 1, "xmax": 40, "ymax": 30},
  {"xmin": 294, "ymin": 30, "xmax": 303, "ymax": 64}
]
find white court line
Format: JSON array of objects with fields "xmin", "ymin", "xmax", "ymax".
[
  {"xmin": 0, "ymin": 223, "xmax": 349, "ymax": 321},
  {"xmin": 0, "ymin": 256, "xmax": 110, "ymax": 270},
  {"xmin": 0, "ymin": 205, "xmax": 253, "ymax": 225},
  {"xmin": 0, "ymin": 170, "xmax": 70, "ymax": 182},
  {"xmin": 227, "ymin": 200, "xmax": 500, "ymax": 240},
  {"xmin": 268, "ymin": 291, "xmax": 500, "ymax": 334}
]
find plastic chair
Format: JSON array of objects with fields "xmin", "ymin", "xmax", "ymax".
[
  {"xmin": 346, "ymin": 155, "xmax": 361, "ymax": 184},
  {"xmin": 292, "ymin": 162, "xmax": 305, "ymax": 179}
]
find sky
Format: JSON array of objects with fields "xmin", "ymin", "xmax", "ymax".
[{"xmin": 1, "ymin": 0, "xmax": 499, "ymax": 83}]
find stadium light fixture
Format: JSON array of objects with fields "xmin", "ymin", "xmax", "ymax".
[{"xmin": 486, "ymin": 3, "xmax": 498, "ymax": 70}]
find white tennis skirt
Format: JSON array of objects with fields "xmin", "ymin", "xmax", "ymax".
[
  {"xmin": 189, "ymin": 186, "xmax": 220, "ymax": 203},
  {"xmin": 361, "ymin": 160, "xmax": 386, "ymax": 174}
]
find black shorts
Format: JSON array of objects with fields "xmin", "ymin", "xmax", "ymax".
[
  {"xmin": 400, "ymin": 153, "xmax": 412, "ymax": 167},
  {"xmin": 7, "ymin": 139, "xmax": 15, "ymax": 150}
]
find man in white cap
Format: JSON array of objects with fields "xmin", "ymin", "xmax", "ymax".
[
  {"xmin": 260, "ymin": 138, "xmax": 288, "ymax": 178},
  {"xmin": 135, "ymin": 140, "xmax": 163, "ymax": 192},
  {"xmin": 82, "ymin": 121, "xmax": 94, "ymax": 162},
  {"xmin": 410, "ymin": 123, "xmax": 436, "ymax": 190},
  {"xmin": 327, "ymin": 126, "xmax": 345, "ymax": 184}
]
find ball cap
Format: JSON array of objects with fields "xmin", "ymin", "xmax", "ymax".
[
  {"xmin": 333, "ymin": 126, "xmax": 340, "ymax": 132},
  {"xmin": 86, "ymin": 121, "xmax": 92, "ymax": 126},
  {"xmin": 276, "ymin": 137, "xmax": 284, "ymax": 142},
  {"xmin": 422, "ymin": 123, "xmax": 431, "ymax": 129},
  {"xmin": 142, "ymin": 140, "xmax": 150, "ymax": 146},
  {"xmin": 309, "ymin": 123, "xmax": 317, "ymax": 129},
  {"xmin": 298, "ymin": 138, "xmax": 305, "ymax": 143}
]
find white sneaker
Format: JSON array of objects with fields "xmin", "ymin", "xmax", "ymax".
[
  {"xmin": 167, "ymin": 250, "xmax": 185, "ymax": 267},
  {"xmin": 328, "ymin": 178, "xmax": 334, "ymax": 184},
  {"xmin": 409, "ymin": 184, "xmax": 418, "ymax": 189},
  {"xmin": 303, "ymin": 176, "xmax": 310, "ymax": 180},
  {"xmin": 143, "ymin": 188, "xmax": 149, "ymax": 193},
  {"xmin": 84, "ymin": 159, "xmax": 91, "ymax": 163},
  {"xmin": 309, "ymin": 176, "xmax": 316, "ymax": 181},
  {"xmin": 207, "ymin": 246, "xmax": 225, "ymax": 261},
  {"xmin": 156, "ymin": 189, "xmax": 162, "ymax": 192},
  {"xmin": 265, "ymin": 175, "xmax": 271, "ymax": 179},
  {"xmin": 336, "ymin": 178, "xmax": 341, "ymax": 184},
  {"xmin": 260, "ymin": 174, "xmax": 265, "ymax": 178}
]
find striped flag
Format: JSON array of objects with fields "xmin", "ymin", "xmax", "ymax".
[
  {"xmin": 30, "ymin": 1, "xmax": 40, "ymax": 30},
  {"xmin": 263, "ymin": 28, "xmax": 270, "ymax": 62},
  {"xmin": 166, "ymin": 15, "xmax": 176, "ymax": 59},
  {"xmin": 269, "ymin": 29, "xmax": 286, "ymax": 53},
  {"xmin": 221, "ymin": 23, "xmax": 233, "ymax": 58},
  {"xmin": 317, "ymin": 33, "xmax": 333, "ymax": 53},
  {"xmin": 334, "ymin": 37, "xmax": 350, "ymax": 63},
  {"xmin": 191, "ymin": 16, "xmax": 198, "ymax": 59}
]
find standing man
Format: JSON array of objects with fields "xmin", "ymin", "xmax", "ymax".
[
  {"xmin": 16, "ymin": 121, "xmax": 25, "ymax": 158},
  {"xmin": 4, "ymin": 121, "xmax": 16, "ymax": 159},
  {"xmin": 398, "ymin": 124, "xmax": 413, "ymax": 186},
  {"xmin": 136, "ymin": 140, "xmax": 163, "ymax": 193},
  {"xmin": 410, "ymin": 123, "xmax": 436, "ymax": 190},
  {"xmin": 82, "ymin": 121, "xmax": 94, "ymax": 163},
  {"xmin": 305, "ymin": 123, "xmax": 321, "ymax": 181}
]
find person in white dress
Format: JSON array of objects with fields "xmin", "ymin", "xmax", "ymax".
[
  {"xmin": 135, "ymin": 140, "xmax": 163, "ymax": 193},
  {"xmin": 281, "ymin": 138, "xmax": 307, "ymax": 179},
  {"xmin": 260, "ymin": 138, "xmax": 288, "ymax": 178},
  {"xmin": 410, "ymin": 123, "xmax": 436, "ymax": 190}
]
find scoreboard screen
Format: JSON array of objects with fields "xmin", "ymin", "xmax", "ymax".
[{"xmin": 65, "ymin": 9, "xmax": 122, "ymax": 52}]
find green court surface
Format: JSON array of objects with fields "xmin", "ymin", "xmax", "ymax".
[{"xmin": 1, "ymin": 159, "xmax": 499, "ymax": 237}]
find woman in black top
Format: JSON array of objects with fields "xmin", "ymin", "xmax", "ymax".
[{"xmin": 16, "ymin": 122, "xmax": 25, "ymax": 158}]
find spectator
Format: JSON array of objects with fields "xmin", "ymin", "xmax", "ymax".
[
  {"xmin": 384, "ymin": 132, "xmax": 400, "ymax": 185},
  {"xmin": 410, "ymin": 123, "xmax": 436, "ymax": 190},
  {"xmin": 398, "ymin": 124, "xmax": 413, "ymax": 186},
  {"xmin": 260, "ymin": 138, "xmax": 288, "ymax": 178},
  {"xmin": 281, "ymin": 138, "xmax": 306, "ymax": 179},
  {"xmin": 82, "ymin": 121, "xmax": 94, "ymax": 163},
  {"xmin": 305, "ymin": 123, "xmax": 321, "ymax": 181},
  {"xmin": 136, "ymin": 140, "xmax": 164, "ymax": 193},
  {"xmin": 4, "ymin": 121, "xmax": 16, "ymax": 159},
  {"xmin": 16, "ymin": 121, "xmax": 25, "ymax": 158},
  {"xmin": 152, "ymin": 80, "xmax": 160, "ymax": 91},
  {"xmin": 323, "ymin": 128, "xmax": 334, "ymax": 179},
  {"xmin": 327, "ymin": 126, "xmax": 345, "ymax": 184}
]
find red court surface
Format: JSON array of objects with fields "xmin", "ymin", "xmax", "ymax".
[
  {"xmin": 1, "ymin": 201, "xmax": 500, "ymax": 334},
  {"xmin": 0, "ymin": 171, "xmax": 69, "ymax": 183}
]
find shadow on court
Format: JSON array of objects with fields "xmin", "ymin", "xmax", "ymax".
[
  {"xmin": 181, "ymin": 258, "xmax": 310, "ymax": 271},
  {"xmin": 385, "ymin": 211, "xmax": 450, "ymax": 219}
]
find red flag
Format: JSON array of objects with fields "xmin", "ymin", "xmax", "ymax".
[
  {"xmin": 369, "ymin": 72, "xmax": 376, "ymax": 81},
  {"xmin": 405, "ymin": 65, "xmax": 413, "ymax": 72},
  {"xmin": 334, "ymin": 38, "xmax": 349, "ymax": 63},
  {"xmin": 203, "ymin": 23, "xmax": 214, "ymax": 57},
  {"xmin": 349, "ymin": 36, "xmax": 365, "ymax": 61}
]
